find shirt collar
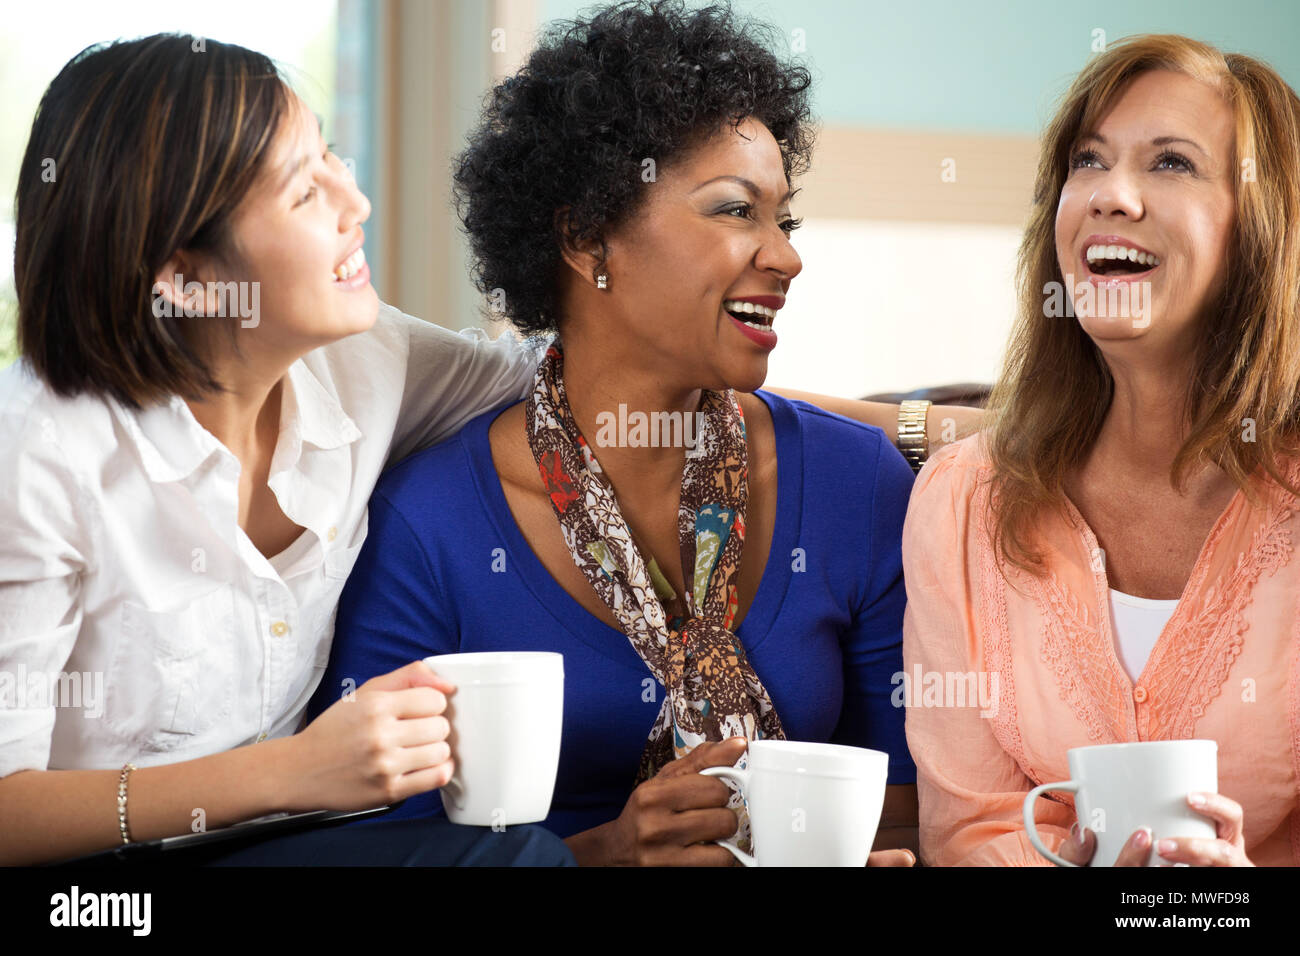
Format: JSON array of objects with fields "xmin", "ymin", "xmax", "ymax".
[
  {"xmin": 110, "ymin": 395, "xmax": 223, "ymax": 484},
  {"xmin": 276, "ymin": 359, "xmax": 363, "ymax": 465},
  {"xmin": 111, "ymin": 359, "xmax": 361, "ymax": 485}
]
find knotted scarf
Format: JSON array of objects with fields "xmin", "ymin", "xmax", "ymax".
[{"xmin": 524, "ymin": 340, "xmax": 785, "ymax": 850}]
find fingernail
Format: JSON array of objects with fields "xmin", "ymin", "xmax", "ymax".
[
  {"xmin": 1070, "ymin": 822, "xmax": 1086, "ymax": 846},
  {"xmin": 1130, "ymin": 828, "xmax": 1152, "ymax": 849},
  {"xmin": 1157, "ymin": 838, "xmax": 1177, "ymax": 856},
  {"xmin": 1188, "ymin": 793, "xmax": 1206, "ymax": 807}
]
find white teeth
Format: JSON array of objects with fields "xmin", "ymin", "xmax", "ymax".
[
  {"xmin": 1085, "ymin": 243, "xmax": 1160, "ymax": 268},
  {"xmin": 333, "ymin": 247, "xmax": 366, "ymax": 281},
  {"xmin": 722, "ymin": 299, "xmax": 778, "ymax": 323}
]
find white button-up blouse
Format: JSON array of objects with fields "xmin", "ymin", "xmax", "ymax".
[{"xmin": 0, "ymin": 302, "xmax": 543, "ymax": 777}]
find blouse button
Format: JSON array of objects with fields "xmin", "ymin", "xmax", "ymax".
[
  {"xmin": 1133, "ymin": 685, "xmax": 1148, "ymax": 703},
  {"xmin": 270, "ymin": 620, "xmax": 289, "ymax": 637},
  {"xmin": 327, "ymin": 526, "xmax": 338, "ymax": 542},
  {"xmin": 257, "ymin": 732, "xmax": 268, "ymax": 742}
]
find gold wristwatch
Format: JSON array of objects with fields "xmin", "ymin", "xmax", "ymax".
[{"xmin": 897, "ymin": 400, "xmax": 931, "ymax": 474}]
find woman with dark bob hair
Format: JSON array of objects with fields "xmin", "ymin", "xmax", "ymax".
[
  {"xmin": 316, "ymin": 0, "xmax": 920, "ymax": 865},
  {"xmin": 0, "ymin": 33, "xmax": 577, "ymax": 865}
]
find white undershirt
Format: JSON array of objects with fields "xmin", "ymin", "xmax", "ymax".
[{"xmin": 1108, "ymin": 588, "xmax": 1179, "ymax": 681}]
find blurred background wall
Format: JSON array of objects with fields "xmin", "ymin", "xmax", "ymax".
[{"xmin": 3, "ymin": 0, "xmax": 1299, "ymax": 396}]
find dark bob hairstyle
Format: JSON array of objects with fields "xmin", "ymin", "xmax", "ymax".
[
  {"xmin": 14, "ymin": 34, "xmax": 290, "ymax": 408},
  {"xmin": 452, "ymin": 0, "xmax": 815, "ymax": 337}
]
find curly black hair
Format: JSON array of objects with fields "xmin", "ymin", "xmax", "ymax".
[{"xmin": 452, "ymin": 0, "xmax": 815, "ymax": 336}]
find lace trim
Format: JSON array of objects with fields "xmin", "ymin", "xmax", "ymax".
[
  {"xmin": 1033, "ymin": 570, "xmax": 1132, "ymax": 742},
  {"xmin": 1148, "ymin": 482, "xmax": 1295, "ymax": 740},
  {"xmin": 977, "ymin": 480, "xmax": 1043, "ymax": 786},
  {"xmin": 1034, "ymin": 459, "xmax": 1300, "ymax": 746}
]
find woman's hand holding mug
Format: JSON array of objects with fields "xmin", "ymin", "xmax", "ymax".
[
  {"xmin": 600, "ymin": 737, "xmax": 747, "ymax": 866},
  {"xmin": 585, "ymin": 737, "xmax": 916, "ymax": 866},
  {"xmin": 285, "ymin": 660, "xmax": 457, "ymax": 812},
  {"xmin": 1058, "ymin": 791, "xmax": 1254, "ymax": 867}
]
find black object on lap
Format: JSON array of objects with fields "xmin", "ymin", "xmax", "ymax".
[{"xmin": 43, "ymin": 803, "xmax": 402, "ymax": 866}]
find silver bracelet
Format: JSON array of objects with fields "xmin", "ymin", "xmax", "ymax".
[{"xmin": 117, "ymin": 763, "xmax": 137, "ymax": 844}]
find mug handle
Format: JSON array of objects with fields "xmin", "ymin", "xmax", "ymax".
[
  {"xmin": 699, "ymin": 766, "xmax": 756, "ymax": 867},
  {"xmin": 441, "ymin": 775, "xmax": 465, "ymax": 811},
  {"xmin": 1023, "ymin": 781, "xmax": 1081, "ymax": 867}
]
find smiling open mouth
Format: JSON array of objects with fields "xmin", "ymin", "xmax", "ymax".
[
  {"xmin": 723, "ymin": 298, "xmax": 776, "ymax": 330},
  {"xmin": 334, "ymin": 247, "xmax": 367, "ymax": 282},
  {"xmin": 1085, "ymin": 243, "xmax": 1160, "ymax": 276}
]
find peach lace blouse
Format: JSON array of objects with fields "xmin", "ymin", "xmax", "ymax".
[{"xmin": 902, "ymin": 435, "xmax": 1300, "ymax": 866}]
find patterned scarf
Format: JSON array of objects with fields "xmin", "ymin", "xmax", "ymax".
[{"xmin": 524, "ymin": 340, "xmax": 785, "ymax": 850}]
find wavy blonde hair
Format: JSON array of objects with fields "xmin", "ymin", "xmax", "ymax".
[{"xmin": 985, "ymin": 34, "xmax": 1300, "ymax": 577}]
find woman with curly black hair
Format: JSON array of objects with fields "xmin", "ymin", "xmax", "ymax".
[{"xmin": 315, "ymin": 0, "xmax": 919, "ymax": 865}]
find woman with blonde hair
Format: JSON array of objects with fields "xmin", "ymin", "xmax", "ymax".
[{"xmin": 903, "ymin": 34, "xmax": 1300, "ymax": 866}]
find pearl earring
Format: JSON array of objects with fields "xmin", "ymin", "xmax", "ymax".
[{"xmin": 596, "ymin": 273, "xmax": 608, "ymax": 290}]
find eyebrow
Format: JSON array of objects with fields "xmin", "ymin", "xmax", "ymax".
[
  {"xmin": 277, "ymin": 114, "xmax": 327, "ymax": 193},
  {"xmin": 691, "ymin": 174, "xmax": 795, "ymax": 204},
  {"xmin": 277, "ymin": 153, "xmax": 311, "ymax": 193},
  {"xmin": 1077, "ymin": 132, "xmax": 1209, "ymax": 158}
]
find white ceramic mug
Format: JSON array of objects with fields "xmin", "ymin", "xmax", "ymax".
[
  {"xmin": 423, "ymin": 652, "xmax": 564, "ymax": 826},
  {"xmin": 700, "ymin": 740, "xmax": 889, "ymax": 866},
  {"xmin": 1023, "ymin": 739, "xmax": 1218, "ymax": 867}
]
